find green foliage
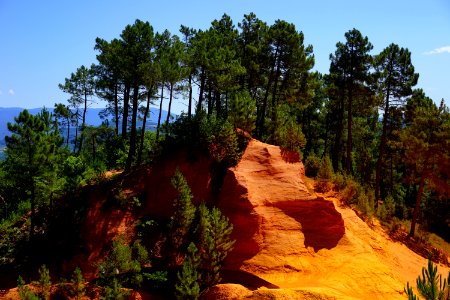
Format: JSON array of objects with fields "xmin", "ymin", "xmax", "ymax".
[
  {"xmin": 169, "ymin": 169, "xmax": 197, "ymax": 262},
  {"xmin": 37, "ymin": 265, "xmax": 51, "ymax": 300},
  {"xmin": 271, "ymin": 104, "xmax": 306, "ymax": 154},
  {"xmin": 404, "ymin": 259, "xmax": 450, "ymax": 300},
  {"xmin": 170, "ymin": 113, "xmax": 241, "ymax": 167},
  {"xmin": 98, "ymin": 237, "xmax": 148, "ymax": 287},
  {"xmin": 102, "ymin": 278, "xmax": 129, "ymax": 300},
  {"xmin": 62, "ymin": 155, "xmax": 86, "ymax": 190},
  {"xmin": 70, "ymin": 267, "xmax": 85, "ymax": 300},
  {"xmin": 377, "ymin": 194, "xmax": 396, "ymax": 222},
  {"xmin": 142, "ymin": 271, "xmax": 168, "ymax": 289},
  {"xmin": 175, "ymin": 242, "xmax": 200, "ymax": 300},
  {"xmin": 205, "ymin": 118, "xmax": 240, "ymax": 166},
  {"xmin": 17, "ymin": 276, "xmax": 40, "ymax": 300},
  {"xmin": 4, "ymin": 109, "xmax": 66, "ymax": 236},
  {"xmin": 305, "ymin": 152, "xmax": 321, "ymax": 177},
  {"xmin": 228, "ymin": 90, "xmax": 257, "ymax": 133},
  {"xmin": 318, "ymin": 155, "xmax": 333, "ymax": 180},
  {"xmin": 196, "ymin": 204, "xmax": 235, "ymax": 288}
]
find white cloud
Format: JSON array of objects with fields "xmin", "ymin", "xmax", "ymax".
[
  {"xmin": 424, "ymin": 46, "xmax": 450, "ymax": 55},
  {"xmin": 8, "ymin": 89, "xmax": 15, "ymax": 95}
]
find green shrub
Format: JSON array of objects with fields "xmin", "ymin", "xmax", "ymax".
[
  {"xmin": 378, "ymin": 194, "xmax": 396, "ymax": 222},
  {"xmin": 332, "ymin": 172, "xmax": 347, "ymax": 190},
  {"xmin": 170, "ymin": 113, "xmax": 241, "ymax": 167},
  {"xmin": 17, "ymin": 276, "xmax": 39, "ymax": 300},
  {"xmin": 175, "ymin": 242, "xmax": 200, "ymax": 300},
  {"xmin": 102, "ymin": 278, "xmax": 129, "ymax": 300},
  {"xmin": 404, "ymin": 258, "xmax": 450, "ymax": 300},
  {"xmin": 70, "ymin": 267, "xmax": 85, "ymax": 300},
  {"xmin": 228, "ymin": 90, "xmax": 257, "ymax": 134},
  {"xmin": 340, "ymin": 177, "xmax": 359, "ymax": 203},
  {"xmin": 318, "ymin": 155, "xmax": 333, "ymax": 180},
  {"xmin": 271, "ymin": 104, "xmax": 306, "ymax": 154},
  {"xmin": 203, "ymin": 117, "xmax": 240, "ymax": 166},
  {"xmin": 355, "ymin": 191, "xmax": 375, "ymax": 219},
  {"xmin": 305, "ymin": 153, "xmax": 321, "ymax": 177},
  {"xmin": 98, "ymin": 237, "xmax": 148, "ymax": 287},
  {"xmin": 37, "ymin": 264, "xmax": 51, "ymax": 300}
]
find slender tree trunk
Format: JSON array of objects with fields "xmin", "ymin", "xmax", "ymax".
[
  {"xmin": 30, "ymin": 181, "xmax": 35, "ymax": 239},
  {"xmin": 271, "ymin": 50, "xmax": 281, "ymax": 125},
  {"xmin": 197, "ymin": 67, "xmax": 205, "ymax": 113},
  {"xmin": 258, "ymin": 62, "xmax": 275, "ymax": 138},
  {"xmin": 332, "ymin": 96, "xmax": 344, "ymax": 171},
  {"xmin": 346, "ymin": 86, "xmax": 353, "ymax": 174},
  {"xmin": 215, "ymin": 91, "xmax": 221, "ymax": 118},
  {"xmin": 138, "ymin": 88, "xmax": 152, "ymax": 165},
  {"xmin": 74, "ymin": 109, "xmax": 79, "ymax": 153},
  {"xmin": 375, "ymin": 87, "xmax": 391, "ymax": 204},
  {"xmin": 28, "ymin": 145, "xmax": 35, "ymax": 239},
  {"xmin": 66, "ymin": 116, "xmax": 70, "ymax": 147},
  {"xmin": 78, "ymin": 90, "xmax": 88, "ymax": 153},
  {"xmin": 207, "ymin": 82, "xmax": 213, "ymax": 116},
  {"xmin": 122, "ymin": 84, "xmax": 130, "ymax": 139},
  {"xmin": 188, "ymin": 74, "xmax": 193, "ymax": 119},
  {"xmin": 114, "ymin": 83, "xmax": 119, "ymax": 136},
  {"xmin": 409, "ymin": 174, "xmax": 426, "ymax": 237},
  {"xmin": 156, "ymin": 84, "xmax": 164, "ymax": 141},
  {"xmin": 125, "ymin": 84, "xmax": 139, "ymax": 172},
  {"xmin": 166, "ymin": 82, "xmax": 174, "ymax": 128}
]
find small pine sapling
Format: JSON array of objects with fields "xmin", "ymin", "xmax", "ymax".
[{"xmin": 175, "ymin": 242, "xmax": 201, "ymax": 300}]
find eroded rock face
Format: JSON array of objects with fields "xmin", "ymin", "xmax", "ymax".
[{"xmin": 216, "ymin": 139, "xmax": 447, "ymax": 299}]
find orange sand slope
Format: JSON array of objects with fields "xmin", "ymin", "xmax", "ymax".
[{"xmin": 215, "ymin": 139, "xmax": 449, "ymax": 300}]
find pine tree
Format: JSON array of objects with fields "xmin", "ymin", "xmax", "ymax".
[
  {"xmin": 318, "ymin": 155, "xmax": 333, "ymax": 180},
  {"xmin": 169, "ymin": 169, "xmax": 197, "ymax": 264},
  {"xmin": 400, "ymin": 101, "xmax": 450, "ymax": 236},
  {"xmin": 37, "ymin": 264, "xmax": 51, "ymax": 300},
  {"xmin": 71, "ymin": 267, "xmax": 85, "ymax": 300},
  {"xmin": 228, "ymin": 90, "xmax": 257, "ymax": 133},
  {"xmin": 175, "ymin": 242, "xmax": 201, "ymax": 300},
  {"xmin": 374, "ymin": 43, "xmax": 419, "ymax": 204},
  {"xmin": 4, "ymin": 109, "xmax": 64, "ymax": 237},
  {"xmin": 329, "ymin": 28, "xmax": 373, "ymax": 174},
  {"xmin": 405, "ymin": 259, "xmax": 450, "ymax": 300},
  {"xmin": 17, "ymin": 276, "xmax": 39, "ymax": 300},
  {"xmin": 196, "ymin": 203, "xmax": 235, "ymax": 288}
]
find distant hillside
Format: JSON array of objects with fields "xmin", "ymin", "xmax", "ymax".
[{"xmin": 0, "ymin": 107, "xmax": 173, "ymax": 147}]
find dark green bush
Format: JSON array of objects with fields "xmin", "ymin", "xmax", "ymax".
[{"xmin": 305, "ymin": 153, "xmax": 321, "ymax": 177}]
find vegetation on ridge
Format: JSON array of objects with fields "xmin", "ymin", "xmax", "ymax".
[{"xmin": 0, "ymin": 11, "xmax": 448, "ymax": 298}]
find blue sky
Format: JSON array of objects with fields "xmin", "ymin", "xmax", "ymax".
[{"xmin": 0, "ymin": 0, "xmax": 449, "ymax": 114}]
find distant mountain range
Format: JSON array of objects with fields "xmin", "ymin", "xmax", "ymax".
[{"xmin": 0, "ymin": 107, "xmax": 174, "ymax": 148}]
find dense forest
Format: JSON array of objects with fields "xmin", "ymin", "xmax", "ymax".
[{"xmin": 0, "ymin": 12, "xmax": 449, "ymax": 299}]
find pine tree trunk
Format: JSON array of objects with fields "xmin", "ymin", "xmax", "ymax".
[
  {"xmin": 409, "ymin": 174, "xmax": 426, "ymax": 237},
  {"xmin": 332, "ymin": 96, "xmax": 344, "ymax": 171},
  {"xmin": 258, "ymin": 61, "xmax": 275, "ymax": 139},
  {"xmin": 215, "ymin": 91, "xmax": 221, "ymax": 118},
  {"xmin": 138, "ymin": 89, "xmax": 152, "ymax": 165},
  {"xmin": 375, "ymin": 87, "xmax": 391, "ymax": 205},
  {"xmin": 197, "ymin": 68, "xmax": 205, "ymax": 113},
  {"xmin": 125, "ymin": 84, "xmax": 139, "ymax": 172},
  {"xmin": 122, "ymin": 84, "xmax": 130, "ymax": 139},
  {"xmin": 114, "ymin": 83, "xmax": 119, "ymax": 136},
  {"xmin": 66, "ymin": 116, "xmax": 70, "ymax": 147},
  {"xmin": 156, "ymin": 84, "xmax": 164, "ymax": 141},
  {"xmin": 346, "ymin": 84, "xmax": 353, "ymax": 174},
  {"xmin": 188, "ymin": 75, "xmax": 193, "ymax": 119},
  {"xmin": 166, "ymin": 82, "xmax": 174, "ymax": 129}
]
